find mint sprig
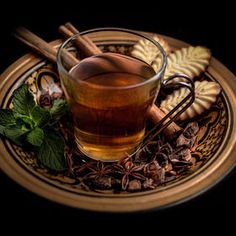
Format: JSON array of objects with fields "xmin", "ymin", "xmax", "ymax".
[
  {"xmin": 0, "ymin": 109, "xmax": 29, "ymax": 145},
  {"xmin": 26, "ymin": 127, "xmax": 44, "ymax": 147},
  {"xmin": 0, "ymin": 84, "xmax": 68, "ymax": 171}
]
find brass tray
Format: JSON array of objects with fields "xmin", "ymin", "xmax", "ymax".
[{"xmin": 0, "ymin": 31, "xmax": 236, "ymax": 212}]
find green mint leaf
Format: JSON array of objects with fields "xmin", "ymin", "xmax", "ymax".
[
  {"xmin": 18, "ymin": 116, "xmax": 35, "ymax": 129},
  {"xmin": 37, "ymin": 128, "xmax": 67, "ymax": 171},
  {"xmin": 0, "ymin": 109, "xmax": 16, "ymax": 134},
  {"xmin": 1, "ymin": 85, "xmax": 68, "ymax": 172},
  {"xmin": 49, "ymin": 99, "xmax": 68, "ymax": 121},
  {"xmin": 26, "ymin": 127, "xmax": 44, "ymax": 146},
  {"xmin": 31, "ymin": 106, "xmax": 50, "ymax": 127},
  {"xmin": 0, "ymin": 109, "xmax": 29, "ymax": 145},
  {"xmin": 2, "ymin": 125, "xmax": 29, "ymax": 146},
  {"xmin": 12, "ymin": 84, "xmax": 36, "ymax": 117}
]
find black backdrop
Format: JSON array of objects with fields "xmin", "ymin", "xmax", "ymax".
[{"xmin": 0, "ymin": 1, "xmax": 235, "ymax": 230}]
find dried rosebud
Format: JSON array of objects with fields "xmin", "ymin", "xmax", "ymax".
[
  {"xmin": 124, "ymin": 161, "xmax": 134, "ymax": 170},
  {"xmin": 39, "ymin": 92, "xmax": 52, "ymax": 108},
  {"xmin": 128, "ymin": 180, "xmax": 142, "ymax": 192}
]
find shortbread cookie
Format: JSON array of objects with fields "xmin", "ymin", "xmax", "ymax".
[
  {"xmin": 163, "ymin": 46, "xmax": 211, "ymax": 80},
  {"xmin": 131, "ymin": 35, "xmax": 171, "ymax": 65},
  {"xmin": 160, "ymin": 80, "xmax": 221, "ymax": 120}
]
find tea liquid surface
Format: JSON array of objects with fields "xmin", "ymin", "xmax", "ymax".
[{"xmin": 68, "ymin": 53, "xmax": 156, "ymax": 161}]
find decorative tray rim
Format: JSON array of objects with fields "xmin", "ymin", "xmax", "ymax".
[{"xmin": 0, "ymin": 32, "xmax": 236, "ymax": 212}]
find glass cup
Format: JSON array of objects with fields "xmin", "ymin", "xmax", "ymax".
[{"xmin": 57, "ymin": 28, "xmax": 195, "ymax": 161}]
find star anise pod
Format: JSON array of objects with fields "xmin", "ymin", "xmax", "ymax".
[
  {"xmin": 73, "ymin": 159, "xmax": 97, "ymax": 176},
  {"xmin": 83, "ymin": 161, "xmax": 113, "ymax": 180},
  {"xmin": 114, "ymin": 161, "xmax": 145, "ymax": 190},
  {"xmin": 80, "ymin": 161, "xmax": 114, "ymax": 190},
  {"xmin": 65, "ymin": 148, "xmax": 88, "ymax": 176}
]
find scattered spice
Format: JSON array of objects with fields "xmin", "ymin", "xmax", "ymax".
[
  {"xmin": 62, "ymin": 119, "xmax": 199, "ymax": 192},
  {"xmin": 114, "ymin": 158, "xmax": 145, "ymax": 190},
  {"xmin": 39, "ymin": 92, "xmax": 200, "ymax": 193}
]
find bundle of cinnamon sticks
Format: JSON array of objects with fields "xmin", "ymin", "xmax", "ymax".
[{"xmin": 14, "ymin": 23, "xmax": 181, "ymax": 138}]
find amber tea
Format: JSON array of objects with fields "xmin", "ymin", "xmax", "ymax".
[
  {"xmin": 56, "ymin": 28, "xmax": 177, "ymax": 162},
  {"xmin": 64, "ymin": 52, "xmax": 158, "ymax": 160},
  {"xmin": 57, "ymin": 28, "xmax": 195, "ymax": 162}
]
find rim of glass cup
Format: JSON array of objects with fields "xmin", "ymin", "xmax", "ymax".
[{"xmin": 57, "ymin": 27, "xmax": 167, "ymax": 90}]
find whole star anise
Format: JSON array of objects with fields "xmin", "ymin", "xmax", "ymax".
[
  {"xmin": 84, "ymin": 161, "xmax": 113, "ymax": 180},
  {"xmin": 82, "ymin": 161, "xmax": 114, "ymax": 189},
  {"xmin": 73, "ymin": 159, "xmax": 97, "ymax": 176},
  {"xmin": 114, "ymin": 160, "xmax": 145, "ymax": 190}
]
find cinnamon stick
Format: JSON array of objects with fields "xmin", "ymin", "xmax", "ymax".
[
  {"xmin": 148, "ymin": 106, "xmax": 181, "ymax": 136},
  {"xmin": 58, "ymin": 23, "xmax": 102, "ymax": 57},
  {"xmin": 14, "ymin": 27, "xmax": 79, "ymax": 69},
  {"xmin": 14, "ymin": 27, "xmax": 58, "ymax": 63},
  {"xmin": 65, "ymin": 22, "xmax": 102, "ymax": 54}
]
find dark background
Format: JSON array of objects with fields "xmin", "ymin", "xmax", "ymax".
[{"xmin": 0, "ymin": 1, "xmax": 235, "ymax": 229}]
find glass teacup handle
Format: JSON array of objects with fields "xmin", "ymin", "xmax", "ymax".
[{"xmin": 141, "ymin": 74, "xmax": 195, "ymax": 148}]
